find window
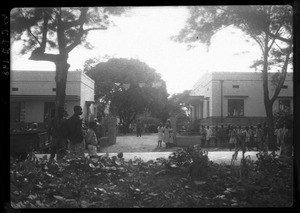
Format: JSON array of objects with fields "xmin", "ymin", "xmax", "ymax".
[
  {"xmin": 228, "ymin": 99, "xmax": 244, "ymax": 117},
  {"xmin": 233, "ymin": 85, "xmax": 239, "ymax": 88},
  {"xmin": 12, "ymin": 88, "xmax": 18, "ymax": 91},
  {"xmin": 44, "ymin": 102, "xmax": 55, "ymax": 123},
  {"xmin": 279, "ymin": 100, "xmax": 291, "ymax": 114},
  {"xmin": 11, "ymin": 102, "xmax": 21, "ymax": 122},
  {"xmin": 52, "ymin": 88, "xmax": 56, "ymax": 91},
  {"xmin": 282, "ymin": 85, "xmax": 288, "ymax": 89}
]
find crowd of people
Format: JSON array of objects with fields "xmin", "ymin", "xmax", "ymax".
[
  {"xmin": 47, "ymin": 105, "xmax": 293, "ymax": 161},
  {"xmin": 197, "ymin": 121, "xmax": 293, "ymax": 156},
  {"xmin": 47, "ymin": 105, "xmax": 101, "ymax": 160}
]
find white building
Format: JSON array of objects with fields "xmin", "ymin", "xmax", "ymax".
[
  {"xmin": 188, "ymin": 71, "xmax": 293, "ymax": 126},
  {"xmin": 10, "ymin": 70, "xmax": 96, "ymax": 129}
]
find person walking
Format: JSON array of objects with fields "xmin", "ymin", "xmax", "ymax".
[
  {"xmin": 85, "ymin": 121, "xmax": 99, "ymax": 158},
  {"xmin": 47, "ymin": 107, "xmax": 68, "ymax": 160},
  {"xmin": 66, "ymin": 105, "xmax": 85, "ymax": 156},
  {"xmin": 136, "ymin": 119, "xmax": 142, "ymax": 137},
  {"xmin": 157, "ymin": 122, "xmax": 164, "ymax": 147},
  {"xmin": 199, "ymin": 125, "xmax": 207, "ymax": 148}
]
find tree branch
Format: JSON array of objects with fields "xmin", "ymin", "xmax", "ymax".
[
  {"xmin": 270, "ymin": 47, "xmax": 292, "ymax": 104},
  {"xmin": 267, "ymin": 22, "xmax": 283, "ymax": 51},
  {"xmin": 61, "ymin": 8, "xmax": 88, "ymax": 30},
  {"xmin": 265, "ymin": 31, "xmax": 292, "ymax": 44},
  {"xmin": 65, "ymin": 26, "xmax": 107, "ymax": 53},
  {"xmin": 29, "ymin": 51, "xmax": 58, "ymax": 62},
  {"xmin": 40, "ymin": 10, "xmax": 49, "ymax": 52}
]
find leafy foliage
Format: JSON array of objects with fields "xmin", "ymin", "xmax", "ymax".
[
  {"xmin": 11, "ymin": 149, "xmax": 293, "ymax": 208},
  {"xmin": 85, "ymin": 58, "xmax": 169, "ymax": 130}
]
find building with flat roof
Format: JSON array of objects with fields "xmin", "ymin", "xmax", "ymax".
[
  {"xmin": 10, "ymin": 70, "xmax": 96, "ymax": 129},
  {"xmin": 188, "ymin": 71, "xmax": 293, "ymax": 126}
]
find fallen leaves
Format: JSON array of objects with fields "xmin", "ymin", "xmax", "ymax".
[{"xmin": 10, "ymin": 150, "xmax": 293, "ymax": 208}]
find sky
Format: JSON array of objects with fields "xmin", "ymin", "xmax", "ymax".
[{"xmin": 11, "ymin": 6, "xmax": 263, "ymax": 95}]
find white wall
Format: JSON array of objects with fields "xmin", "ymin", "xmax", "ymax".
[
  {"xmin": 11, "ymin": 71, "xmax": 82, "ymax": 96},
  {"xmin": 190, "ymin": 72, "xmax": 293, "ymax": 118}
]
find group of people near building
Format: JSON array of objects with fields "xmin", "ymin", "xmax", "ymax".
[
  {"xmin": 47, "ymin": 105, "xmax": 101, "ymax": 160},
  {"xmin": 157, "ymin": 119, "xmax": 174, "ymax": 148},
  {"xmin": 198, "ymin": 121, "xmax": 293, "ymax": 156}
]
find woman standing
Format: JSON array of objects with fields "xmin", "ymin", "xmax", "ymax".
[
  {"xmin": 163, "ymin": 120, "xmax": 173, "ymax": 148},
  {"xmin": 157, "ymin": 122, "xmax": 164, "ymax": 147}
]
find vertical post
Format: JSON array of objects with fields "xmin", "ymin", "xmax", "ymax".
[{"xmin": 220, "ymin": 80, "xmax": 224, "ymax": 124}]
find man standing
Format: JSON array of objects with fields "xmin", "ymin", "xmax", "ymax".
[
  {"xmin": 48, "ymin": 107, "xmax": 68, "ymax": 160},
  {"xmin": 206, "ymin": 126, "xmax": 212, "ymax": 148},
  {"xmin": 67, "ymin": 105, "xmax": 84, "ymax": 156}
]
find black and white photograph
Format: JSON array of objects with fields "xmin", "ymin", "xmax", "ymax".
[{"xmin": 8, "ymin": 5, "xmax": 296, "ymax": 208}]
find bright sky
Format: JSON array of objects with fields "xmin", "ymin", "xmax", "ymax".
[{"xmin": 11, "ymin": 6, "xmax": 262, "ymax": 95}]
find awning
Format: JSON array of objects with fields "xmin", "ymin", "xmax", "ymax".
[
  {"xmin": 187, "ymin": 96, "xmax": 208, "ymax": 105},
  {"xmin": 10, "ymin": 95, "xmax": 80, "ymax": 102},
  {"xmin": 224, "ymin": 95, "xmax": 249, "ymax": 98}
]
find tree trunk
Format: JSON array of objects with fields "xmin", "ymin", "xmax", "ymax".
[
  {"xmin": 265, "ymin": 101, "xmax": 276, "ymax": 151},
  {"xmin": 55, "ymin": 56, "xmax": 70, "ymax": 116}
]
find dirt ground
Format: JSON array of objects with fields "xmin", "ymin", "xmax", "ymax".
[{"xmin": 100, "ymin": 133, "xmax": 179, "ymax": 153}]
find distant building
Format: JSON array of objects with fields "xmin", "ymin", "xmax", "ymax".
[
  {"xmin": 188, "ymin": 71, "xmax": 293, "ymax": 126},
  {"xmin": 10, "ymin": 70, "xmax": 96, "ymax": 129}
]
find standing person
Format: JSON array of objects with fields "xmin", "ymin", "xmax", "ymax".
[
  {"xmin": 279, "ymin": 122, "xmax": 288, "ymax": 155},
  {"xmin": 229, "ymin": 126, "xmax": 237, "ymax": 151},
  {"xmin": 243, "ymin": 126, "xmax": 251, "ymax": 151},
  {"xmin": 85, "ymin": 121, "xmax": 99, "ymax": 158},
  {"xmin": 262, "ymin": 122, "xmax": 269, "ymax": 151},
  {"xmin": 157, "ymin": 122, "xmax": 164, "ymax": 147},
  {"xmin": 67, "ymin": 105, "xmax": 85, "ymax": 156},
  {"xmin": 211, "ymin": 125, "xmax": 218, "ymax": 147},
  {"xmin": 47, "ymin": 107, "xmax": 68, "ymax": 160},
  {"xmin": 206, "ymin": 126, "xmax": 213, "ymax": 148},
  {"xmin": 255, "ymin": 123, "xmax": 264, "ymax": 152},
  {"xmin": 218, "ymin": 125, "xmax": 226, "ymax": 148},
  {"xmin": 226, "ymin": 124, "xmax": 231, "ymax": 148},
  {"xmin": 249, "ymin": 126, "xmax": 255, "ymax": 150},
  {"xmin": 281, "ymin": 121, "xmax": 293, "ymax": 157},
  {"xmin": 199, "ymin": 125, "xmax": 207, "ymax": 148},
  {"xmin": 136, "ymin": 119, "xmax": 142, "ymax": 137},
  {"xmin": 163, "ymin": 120, "xmax": 173, "ymax": 148}
]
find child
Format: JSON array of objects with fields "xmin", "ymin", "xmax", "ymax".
[
  {"xmin": 85, "ymin": 121, "xmax": 98, "ymax": 158},
  {"xmin": 157, "ymin": 122, "xmax": 164, "ymax": 147}
]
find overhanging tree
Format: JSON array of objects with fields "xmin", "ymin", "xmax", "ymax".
[
  {"xmin": 10, "ymin": 7, "xmax": 127, "ymax": 115},
  {"xmin": 172, "ymin": 5, "xmax": 292, "ymax": 150}
]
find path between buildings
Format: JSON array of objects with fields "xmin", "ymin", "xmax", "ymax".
[{"xmin": 35, "ymin": 134, "xmax": 265, "ymax": 165}]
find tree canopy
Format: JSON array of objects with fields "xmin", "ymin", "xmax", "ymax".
[{"xmin": 85, "ymin": 58, "xmax": 169, "ymax": 130}]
